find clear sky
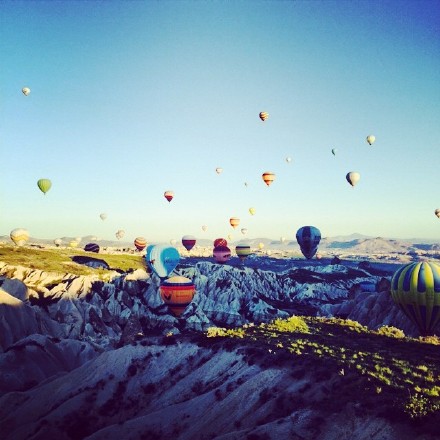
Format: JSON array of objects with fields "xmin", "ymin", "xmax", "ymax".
[{"xmin": 1, "ymin": 0, "xmax": 439, "ymax": 243}]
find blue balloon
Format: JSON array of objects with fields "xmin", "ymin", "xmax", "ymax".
[
  {"xmin": 145, "ymin": 244, "xmax": 180, "ymax": 278},
  {"xmin": 296, "ymin": 226, "xmax": 321, "ymax": 259}
]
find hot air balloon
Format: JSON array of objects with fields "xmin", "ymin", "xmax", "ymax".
[
  {"xmin": 214, "ymin": 238, "xmax": 227, "ymax": 248},
  {"xmin": 37, "ymin": 178, "xmax": 52, "ymax": 195},
  {"xmin": 258, "ymin": 242, "xmax": 265, "ymax": 250},
  {"xmin": 435, "ymin": 209, "xmax": 440, "ymax": 218},
  {"xmin": 164, "ymin": 190, "xmax": 174, "ymax": 203},
  {"xmin": 230, "ymin": 217, "xmax": 240, "ymax": 229},
  {"xmin": 259, "ymin": 111, "xmax": 269, "ymax": 121},
  {"xmin": 216, "ymin": 167, "xmax": 223, "ymax": 174},
  {"xmin": 244, "ymin": 182, "xmax": 249, "ymax": 187},
  {"xmin": 213, "ymin": 245, "xmax": 231, "ymax": 264},
  {"xmin": 69, "ymin": 240, "xmax": 78, "ymax": 248},
  {"xmin": 170, "ymin": 238, "xmax": 177, "ymax": 245},
  {"xmin": 10, "ymin": 228, "xmax": 29, "ymax": 246},
  {"xmin": 241, "ymin": 228, "xmax": 248, "ymax": 235},
  {"xmin": 391, "ymin": 261, "xmax": 440, "ymax": 335},
  {"xmin": 249, "ymin": 207, "xmax": 256, "ymax": 216},
  {"xmin": 134, "ymin": 237, "xmax": 147, "ymax": 251},
  {"xmin": 100, "ymin": 213, "xmax": 107, "ymax": 221},
  {"xmin": 346, "ymin": 172, "xmax": 360, "ymax": 187},
  {"xmin": 146, "ymin": 245, "xmax": 180, "ymax": 278},
  {"xmin": 366, "ymin": 135, "xmax": 376, "ymax": 145},
  {"xmin": 227, "ymin": 234, "xmax": 233, "ymax": 241},
  {"xmin": 331, "ymin": 148, "xmax": 337, "ymax": 156},
  {"xmin": 236, "ymin": 244, "xmax": 251, "ymax": 261},
  {"xmin": 280, "ymin": 237, "xmax": 286, "ymax": 243},
  {"xmin": 296, "ymin": 226, "xmax": 321, "ymax": 260},
  {"xmin": 54, "ymin": 238, "xmax": 62, "ymax": 247},
  {"xmin": 84, "ymin": 242, "xmax": 100, "ymax": 253},
  {"xmin": 182, "ymin": 235, "xmax": 196, "ymax": 252},
  {"xmin": 286, "ymin": 157, "xmax": 292, "ymax": 163},
  {"xmin": 262, "ymin": 172, "xmax": 275, "ymax": 186},
  {"xmin": 202, "ymin": 225, "xmax": 208, "ymax": 232},
  {"xmin": 160, "ymin": 276, "xmax": 196, "ymax": 316},
  {"xmin": 116, "ymin": 229, "xmax": 125, "ymax": 240},
  {"xmin": 22, "ymin": 87, "xmax": 30, "ymax": 96}
]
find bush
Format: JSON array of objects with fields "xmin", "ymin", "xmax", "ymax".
[
  {"xmin": 270, "ymin": 316, "xmax": 309, "ymax": 334},
  {"xmin": 376, "ymin": 325, "xmax": 405, "ymax": 339}
]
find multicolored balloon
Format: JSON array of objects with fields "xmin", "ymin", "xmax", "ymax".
[
  {"xmin": 134, "ymin": 237, "xmax": 147, "ymax": 251},
  {"xmin": 213, "ymin": 245, "xmax": 231, "ymax": 264},
  {"xmin": 236, "ymin": 244, "xmax": 251, "ymax": 261},
  {"xmin": 37, "ymin": 178, "xmax": 52, "ymax": 195},
  {"xmin": 10, "ymin": 228, "xmax": 29, "ymax": 246},
  {"xmin": 229, "ymin": 217, "xmax": 240, "ymax": 229},
  {"xmin": 164, "ymin": 190, "xmax": 174, "ymax": 202},
  {"xmin": 84, "ymin": 243, "xmax": 100, "ymax": 253},
  {"xmin": 214, "ymin": 238, "xmax": 227, "ymax": 248},
  {"xmin": 296, "ymin": 226, "xmax": 321, "ymax": 259},
  {"xmin": 146, "ymin": 245, "xmax": 180, "ymax": 278},
  {"xmin": 346, "ymin": 172, "xmax": 360, "ymax": 187},
  {"xmin": 391, "ymin": 261, "xmax": 440, "ymax": 335},
  {"xmin": 160, "ymin": 276, "xmax": 196, "ymax": 316},
  {"xmin": 182, "ymin": 235, "xmax": 196, "ymax": 252},
  {"xmin": 262, "ymin": 172, "xmax": 275, "ymax": 186},
  {"xmin": 259, "ymin": 111, "xmax": 269, "ymax": 121},
  {"xmin": 366, "ymin": 135, "xmax": 376, "ymax": 145}
]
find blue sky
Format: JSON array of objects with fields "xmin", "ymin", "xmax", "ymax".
[{"xmin": 1, "ymin": 0, "xmax": 439, "ymax": 243}]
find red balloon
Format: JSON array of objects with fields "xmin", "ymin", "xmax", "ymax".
[{"xmin": 214, "ymin": 238, "xmax": 227, "ymax": 248}]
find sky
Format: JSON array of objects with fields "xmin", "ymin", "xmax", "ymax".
[{"xmin": 1, "ymin": 0, "xmax": 439, "ymax": 244}]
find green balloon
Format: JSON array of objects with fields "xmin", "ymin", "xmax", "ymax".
[{"xmin": 37, "ymin": 178, "xmax": 52, "ymax": 194}]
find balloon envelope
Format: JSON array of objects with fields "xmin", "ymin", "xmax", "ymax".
[
  {"xmin": 296, "ymin": 226, "xmax": 321, "ymax": 259},
  {"xmin": 215, "ymin": 167, "xmax": 223, "ymax": 174},
  {"xmin": 10, "ymin": 228, "xmax": 29, "ymax": 246},
  {"xmin": 134, "ymin": 237, "xmax": 147, "ymax": 251},
  {"xmin": 236, "ymin": 244, "xmax": 251, "ymax": 260},
  {"xmin": 202, "ymin": 225, "xmax": 208, "ymax": 232},
  {"xmin": 214, "ymin": 238, "xmax": 227, "ymax": 247},
  {"xmin": 241, "ymin": 228, "xmax": 248, "ymax": 235},
  {"xmin": 160, "ymin": 276, "xmax": 195, "ymax": 316},
  {"xmin": 331, "ymin": 148, "xmax": 337, "ymax": 156},
  {"xmin": 391, "ymin": 261, "xmax": 440, "ymax": 335},
  {"xmin": 100, "ymin": 213, "xmax": 107, "ymax": 221},
  {"xmin": 22, "ymin": 87, "xmax": 30, "ymax": 96},
  {"xmin": 213, "ymin": 245, "xmax": 231, "ymax": 264},
  {"xmin": 259, "ymin": 111, "xmax": 269, "ymax": 121},
  {"xmin": 285, "ymin": 157, "xmax": 292, "ymax": 163},
  {"xmin": 346, "ymin": 172, "xmax": 360, "ymax": 187},
  {"xmin": 262, "ymin": 172, "xmax": 275, "ymax": 186},
  {"xmin": 84, "ymin": 243, "xmax": 100, "ymax": 253},
  {"xmin": 249, "ymin": 207, "xmax": 256, "ymax": 215},
  {"xmin": 229, "ymin": 217, "xmax": 240, "ymax": 229},
  {"xmin": 37, "ymin": 178, "xmax": 52, "ymax": 194},
  {"xmin": 146, "ymin": 244, "xmax": 180, "ymax": 278},
  {"xmin": 182, "ymin": 235, "xmax": 196, "ymax": 251},
  {"xmin": 164, "ymin": 190, "xmax": 174, "ymax": 202},
  {"xmin": 366, "ymin": 135, "xmax": 376, "ymax": 145},
  {"xmin": 435, "ymin": 209, "xmax": 440, "ymax": 218}
]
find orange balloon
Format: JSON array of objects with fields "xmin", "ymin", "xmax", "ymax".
[
  {"xmin": 229, "ymin": 217, "xmax": 240, "ymax": 229},
  {"xmin": 262, "ymin": 172, "xmax": 275, "ymax": 186}
]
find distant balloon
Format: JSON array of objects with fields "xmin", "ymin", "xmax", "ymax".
[
  {"xmin": 258, "ymin": 242, "xmax": 265, "ymax": 250},
  {"xmin": 285, "ymin": 157, "xmax": 292, "ymax": 163},
  {"xmin": 54, "ymin": 238, "xmax": 62, "ymax": 247},
  {"xmin": 69, "ymin": 240, "xmax": 79, "ymax": 248},
  {"xmin": 331, "ymin": 148, "xmax": 337, "ymax": 156},
  {"xmin": 241, "ymin": 228, "xmax": 248, "ymax": 235},
  {"xmin": 134, "ymin": 237, "xmax": 147, "ymax": 251},
  {"xmin": 214, "ymin": 238, "xmax": 227, "ymax": 248},
  {"xmin": 213, "ymin": 245, "xmax": 231, "ymax": 264},
  {"xmin": 296, "ymin": 226, "xmax": 321, "ymax": 260},
  {"xmin": 236, "ymin": 244, "xmax": 251, "ymax": 261},
  {"xmin": 366, "ymin": 135, "xmax": 376, "ymax": 145},
  {"xmin": 164, "ymin": 190, "xmax": 174, "ymax": 203},
  {"xmin": 37, "ymin": 178, "xmax": 52, "ymax": 195},
  {"xmin": 391, "ymin": 261, "xmax": 440, "ymax": 335},
  {"xmin": 160, "ymin": 276, "xmax": 196, "ymax": 316},
  {"xmin": 10, "ymin": 228, "xmax": 29, "ymax": 246},
  {"xmin": 115, "ymin": 229, "xmax": 125, "ymax": 240},
  {"xmin": 227, "ymin": 234, "xmax": 233, "ymax": 241},
  {"xmin": 202, "ymin": 225, "xmax": 208, "ymax": 232},
  {"xmin": 22, "ymin": 87, "xmax": 30, "ymax": 96},
  {"xmin": 216, "ymin": 167, "xmax": 223, "ymax": 174},
  {"xmin": 170, "ymin": 238, "xmax": 177, "ymax": 245},
  {"xmin": 182, "ymin": 235, "xmax": 196, "ymax": 252},
  {"xmin": 100, "ymin": 213, "xmax": 107, "ymax": 221},
  {"xmin": 146, "ymin": 245, "xmax": 180, "ymax": 278},
  {"xmin": 249, "ymin": 207, "xmax": 256, "ymax": 216},
  {"xmin": 259, "ymin": 111, "xmax": 269, "ymax": 121},
  {"xmin": 435, "ymin": 209, "xmax": 440, "ymax": 218},
  {"xmin": 262, "ymin": 172, "xmax": 275, "ymax": 186},
  {"xmin": 346, "ymin": 172, "xmax": 361, "ymax": 187},
  {"xmin": 230, "ymin": 217, "xmax": 240, "ymax": 229},
  {"xmin": 244, "ymin": 182, "xmax": 249, "ymax": 187},
  {"xmin": 280, "ymin": 237, "xmax": 286, "ymax": 243},
  {"xmin": 84, "ymin": 242, "xmax": 100, "ymax": 253}
]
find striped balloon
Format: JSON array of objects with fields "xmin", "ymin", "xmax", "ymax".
[
  {"xmin": 182, "ymin": 235, "xmax": 196, "ymax": 251},
  {"xmin": 391, "ymin": 261, "xmax": 440, "ymax": 335},
  {"xmin": 259, "ymin": 111, "xmax": 269, "ymax": 121},
  {"xmin": 262, "ymin": 172, "xmax": 275, "ymax": 186},
  {"xmin": 84, "ymin": 242, "xmax": 100, "ymax": 253},
  {"xmin": 134, "ymin": 237, "xmax": 147, "ymax": 251},
  {"xmin": 229, "ymin": 217, "xmax": 240, "ymax": 229},
  {"xmin": 37, "ymin": 178, "xmax": 52, "ymax": 195},
  {"xmin": 160, "ymin": 276, "xmax": 195, "ymax": 316},
  {"xmin": 236, "ymin": 244, "xmax": 251, "ymax": 260}
]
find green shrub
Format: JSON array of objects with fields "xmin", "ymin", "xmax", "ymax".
[
  {"xmin": 270, "ymin": 316, "xmax": 309, "ymax": 334},
  {"xmin": 376, "ymin": 325, "xmax": 405, "ymax": 339}
]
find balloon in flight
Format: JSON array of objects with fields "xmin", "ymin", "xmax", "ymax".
[
  {"xmin": 229, "ymin": 217, "xmax": 240, "ymax": 229},
  {"xmin": 236, "ymin": 244, "xmax": 251, "ymax": 261},
  {"xmin": 216, "ymin": 167, "xmax": 223, "ymax": 174},
  {"xmin": 346, "ymin": 172, "xmax": 360, "ymax": 187},
  {"xmin": 182, "ymin": 235, "xmax": 196, "ymax": 251},
  {"xmin": 262, "ymin": 172, "xmax": 275, "ymax": 186},
  {"xmin": 37, "ymin": 178, "xmax": 52, "ymax": 195},
  {"xmin": 22, "ymin": 87, "xmax": 30, "ymax": 96},
  {"xmin": 213, "ymin": 245, "xmax": 231, "ymax": 264},
  {"xmin": 331, "ymin": 148, "xmax": 337, "ymax": 156},
  {"xmin": 214, "ymin": 238, "xmax": 227, "ymax": 248},
  {"xmin": 202, "ymin": 225, "xmax": 208, "ymax": 232},
  {"xmin": 54, "ymin": 238, "xmax": 62, "ymax": 247},
  {"xmin": 296, "ymin": 226, "xmax": 321, "ymax": 259},
  {"xmin": 69, "ymin": 240, "xmax": 79, "ymax": 248},
  {"xmin": 258, "ymin": 242, "xmax": 265, "ymax": 250},
  {"xmin": 241, "ymin": 228, "xmax": 248, "ymax": 235},
  {"xmin": 10, "ymin": 228, "xmax": 29, "ymax": 246},
  {"xmin": 115, "ymin": 230, "xmax": 125, "ymax": 240},
  {"xmin": 259, "ymin": 111, "xmax": 269, "ymax": 121},
  {"xmin": 435, "ymin": 209, "xmax": 440, "ymax": 218},
  {"xmin": 366, "ymin": 135, "xmax": 376, "ymax": 145},
  {"xmin": 249, "ymin": 207, "xmax": 256, "ymax": 215},
  {"xmin": 160, "ymin": 276, "xmax": 196, "ymax": 316},
  {"xmin": 285, "ymin": 157, "xmax": 292, "ymax": 163},
  {"xmin": 134, "ymin": 237, "xmax": 147, "ymax": 251},
  {"xmin": 391, "ymin": 261, "xmax": 440, "ymax": 335},
  {"xmin": 164, "ymin": 191, "xmax": 174, "ymax": 203},
  {"xmin": 146, "ymin": 244, "xmax": 180, "ymax": 278},
  {"xmin": 100, "ymin": 213, "xmax": 107, "ymax": 221}
]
